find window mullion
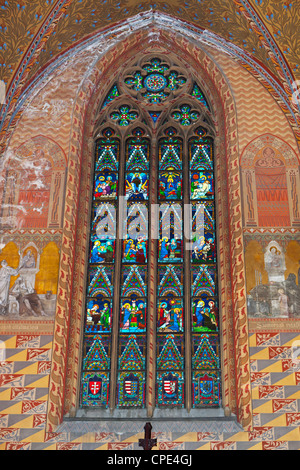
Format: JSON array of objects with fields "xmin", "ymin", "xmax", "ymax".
[
  {"xmin": 146, "ymin": 134, "xmax": 158, "ymax": 417},
  {"xmin": 109, "ymin": 134, "xmax": 126, "ymax": 411},
  {"xmin": 183, "ymin": 135, "xmax": 192, "ymax": 412}
]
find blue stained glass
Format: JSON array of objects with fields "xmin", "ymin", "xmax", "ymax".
[
  {"xmin": 191, "ymin": 265, "xmax": 217, "ymax": 298},
  {"xmin": 157, "ymin": 335, "xmax": 184, "ymax": 369},
  {"xmin": 87, "ymin": 265, "xmax": 114, "ymax": 297},
  {"xmin": 81, "ymin": 371, "xmax": 110, "ymax": 407},
  {"xmin": 117, "ymin": 371, "xmax": 146, "ymax": 408},
  {"xmin": 123, "ymin": 237, "xmax": 147, "ymax": 264},
  {"xmin": 192, "ymin": 370, "xmax": 221, "ymax": 407},
  {"xmin": 156, "ymin": 371, "xmax": 184, "ymax": 408},
  {"xmin": 121, "ymin": 265, "xmax": 147, "ymax": 298},
  {"xmin": 149, "ymin": 111, "xmax": 161, "ymax": 123},
  {"xmin": 157, "ymin": 265, "xmax": 183, "ymax": 297},
  {"xmin": 81, "ymin": 67, "xmax": 220, "ymax": 411}
]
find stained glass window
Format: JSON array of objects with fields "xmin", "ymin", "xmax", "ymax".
[{"xmin": 80, "ymin": 56, "xmax": 221, "ymax": 413}]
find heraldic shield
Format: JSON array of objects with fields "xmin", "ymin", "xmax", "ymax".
[
  {"xmin": 88, "ymin": 374, "xmax": 102, "ymax": 399},
  {"xmin": 117, "ymin": 371, "xmax": 145, "ymax": 408}
]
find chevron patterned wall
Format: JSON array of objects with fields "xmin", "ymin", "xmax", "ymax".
[{"xmin": 0, "ymin": 328, "xmax": 300, "ymax": 450}]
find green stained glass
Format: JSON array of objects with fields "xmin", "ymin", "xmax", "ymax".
[
  {"xmin": 101, "ymin": 84, "xmax": 120, "ymax": 109},
  {"xmin": 191, "ymin": 83, "xmax": 210, "ymax": 110},
  {"xmin": 124, "ymin": 58, "xmax": 186, "ymax": 104},
  {"xmin": 110, "ymin": 105, "xmax": 138, "ymax": 126},
  {"xmin": 171, "ymin": 105, "xmax": 200, "ymax": 126}
]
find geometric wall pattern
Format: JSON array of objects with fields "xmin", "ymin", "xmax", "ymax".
[{"xmin": 1, "ymin": 330, "xmax": 300, "ymax": 449}]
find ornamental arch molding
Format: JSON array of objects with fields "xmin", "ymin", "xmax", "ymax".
[{"xmin": 45, "ymin": 28, "xmax": 251, "ymax": 431}]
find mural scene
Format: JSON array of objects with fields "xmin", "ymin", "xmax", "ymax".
[
  {"xmin": 0, "ymin": 136, "xmax": 65, "ymax": 320},
  {"xmin": 242, "ymin": 135, "xmax": 300, "ymax": 319}
]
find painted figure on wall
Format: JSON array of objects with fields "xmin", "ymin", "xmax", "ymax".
[
  {"xmin": 0, "ymin": 260, "xmax": 21, "ymax": 314},
  {"xmin": 0, "ymin": 241, "xmax": 59, "ymax": 319},
  {"xmin": 246, "ymin": 239, "xmax": 300, "ymax": 318}
]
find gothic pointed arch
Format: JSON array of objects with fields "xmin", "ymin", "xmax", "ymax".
[{"xmin": 46, "ymin": 29, "xmax": 251, "ymax": 431}]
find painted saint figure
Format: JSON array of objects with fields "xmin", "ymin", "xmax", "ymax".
[{"xmin": 0, "ymin": 260, "xmax": 20, "ymax": 315}]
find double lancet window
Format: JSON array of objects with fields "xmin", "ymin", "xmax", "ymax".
[{"xmin": 80, "ymin": 55, "xmax": 221, "ymax": 412}]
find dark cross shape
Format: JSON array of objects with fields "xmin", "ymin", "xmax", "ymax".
[{"xmin": 138, "ymin": 422, "xmax": 157, "ymax": 450}]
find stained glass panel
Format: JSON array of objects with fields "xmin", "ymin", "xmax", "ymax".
[
  {"xmin": 81, "ymin": 68, "xmax": 220, "ymax": 412},
  {"xmin": 189, "ymin": 128, "xmax": 220, "ymax": 408}
]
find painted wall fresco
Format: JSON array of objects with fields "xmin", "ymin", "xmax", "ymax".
[
  {"xmin": 241, "ymin": 135, "xmax": 300, "ymax": 319},
  {"xmin": 245, "ymin": 236, "xmax": 300, "ymax": 318},
  {"xmin": 0, "ymin": 136, "xmax": 66, "ymax": 320}
]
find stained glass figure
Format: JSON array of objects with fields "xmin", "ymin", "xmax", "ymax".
[
  {"xmin": 125, "ymin": 172, "xmax": 148, "ymax": 200},
  {"xmin": 94, "ymin": 173, "xmax": 118, "ymax": 199},
  {"xmin": 126, "ymin": 140, "xmax": 149, "ymax": 172},
  {"xmin": 191, "ymin": 265, "xmax": 217, "ymax": 298},
  {"xmin": 157, "ymin": 297, "xmax": 183, "ymax": 332},
  {"xmin": 191, "ymin": 298, "xmax": 218, "ymax": 332},
  {"xmin": 120, "ymin": 298, "xmax": 147, "ymax": 332},
  {"xmin": 191, "ymin": 231, "xmax": 215, "ymax": 263},
  {"xmin": 123, "ymin": 202, "xmax": 148, "ymax": 245},
  {"xmin": 159, "ymin": 171, "xmax": 182, "ymax": 200},
  {"xmin": 85, "ymin": 297, "xmax": 112, "ymax": 333},
  {"xmin": 190, "ymin": 172, "xmax": 214, "ymax": 200},
  {"xmin": 192, "ymin": 334, "xmax": 219, "ymax": 370}
]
